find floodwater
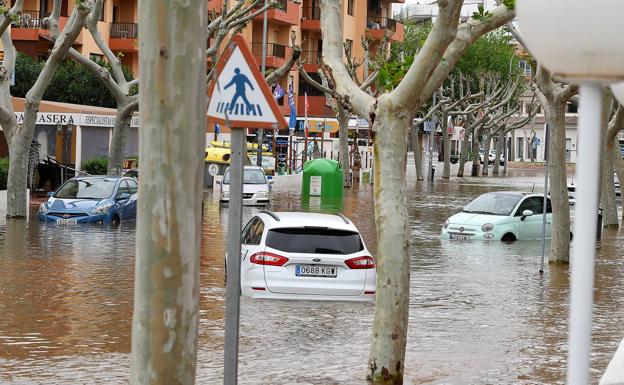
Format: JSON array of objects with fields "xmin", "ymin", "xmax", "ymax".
[{"xmin": 1, "ymin": 169, "xmax": 623, "ymax": 384}]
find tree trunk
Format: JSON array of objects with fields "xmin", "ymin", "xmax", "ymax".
[
  {"xmin": 470, "ymin": 129, "xmax": 480, "ymax": 177},
  {"xmin": 410, "ymin": 122, "xmax": 423, "ymax": 181},
  {"xmin": 546, "ymin": 104, "xmax": 571, "ymax": 263},
  {"xmin": 6, "ymin": 131, "xmax": 30, "ymax": 218},
  {"xmin": 481, "ymin": 134, "xmax": 492, "ymax": 176},
  {"xmin": 108, "ymin": 99, "xmax": 138, "ymax": 175},
  {"xmin": 368, "ymin": 101, "xmax": 410, "ymax": 384},
  {"xmin": 442, "ymin": 111, "xmax": 451, "ymax": 179},
  {"xmin": 601, "ymin": 128, "xmax": 618, "ymax": 228},
  {"xmin": 457, "ymin": 126, "xmax": 471, "ymax": 178},
  {"xmin": 337, "ymin": 104, "xmax": 351, "ymax": 187},
  {"xmin": 493, "ymin": 135, "xmax": 504, "ymax": 175},
  {"xmin": 130, "ymin": 1, "xmax": 206, "ymax": 384},
  {"xmin": 614, "ymin": 143, "xmax": 624, "ymax": 224}
]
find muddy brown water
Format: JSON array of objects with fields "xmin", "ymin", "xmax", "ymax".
[{"xmin": 1, "ymin": 171, "xmax": 623, "ymax": 384}]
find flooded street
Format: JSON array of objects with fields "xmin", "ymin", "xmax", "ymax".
[{"xmin": 1, "ymin": 170, "xmax": 623, "ymax": 384}]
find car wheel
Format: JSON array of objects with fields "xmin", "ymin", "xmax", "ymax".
[
  {"xmin": 111, "ymin": 215, "xmax": 120, "ymax": 226},
  {"xmin": 501, "ymin": 233, "xmax": 516, "ymax": 243}
]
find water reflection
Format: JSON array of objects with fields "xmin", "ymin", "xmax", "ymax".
[{"xmin": 0, "ymin": 172, "xmax": 622, "ymax": 384}]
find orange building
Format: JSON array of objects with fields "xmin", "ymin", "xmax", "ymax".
[{"xmin": 9, "ymin": 0, "xmax": 404, "ymax": 121}]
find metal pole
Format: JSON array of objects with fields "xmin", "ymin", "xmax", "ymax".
[
  {"xmin": 223, "ymin": 128, "xmax": 245, "ymax": 385},
  {"xmin": 428, "ymin": 93, "xmax": 436, "ymax": 182},
  {"xmin": 540, "ymin": 123, "xmax": 549, "ymax": 274},
  {"xmin": 257, "ymin": 0, "xmax": 269, "ymax": 167},
  {"xmin": 566, "ymin": 83, "xmax": 602, "ymax": 385},
  {"xmin": 504, "ymin": 135, "xmax": 509, "ymax": 175}
]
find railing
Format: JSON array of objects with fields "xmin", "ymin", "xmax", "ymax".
[
  {"xmin": 301, "ymin": 6, "xmax": 321, "ymax": 20},
  {"xmin": 251, "ymin": 43, "xmax": 287, "ymax": 59},
  {"xmin": 366, "ymin": 17, "xmax": 398, "ymax": 31},
  {"xmin": 110, "ymin": 22, "xmax": 138, "ymax": 39},
  {"xmin": 254, "ymin": 0, "xmax": 288, "ymax": 11},
  {"xmin": 301, "ymin": 50, "xmax": 320, "ymax": 64},
  {"xmin": 12, "ymin": 10, "xmax": 49, "ymax": 29}
]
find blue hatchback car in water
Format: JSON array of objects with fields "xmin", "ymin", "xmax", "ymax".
[{"xmin": 38, "ymin": 176, "xmax": 138, "ymax": 224}]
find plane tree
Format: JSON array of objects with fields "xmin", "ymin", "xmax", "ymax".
[
  {"xmin": 318, "ymin": 0, "xmax": 515, "ymax": 382},
  {"xmin": 0, "ymin": 0, "xmax": 94, "ymax": 218}
]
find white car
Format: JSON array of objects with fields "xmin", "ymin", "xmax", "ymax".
[
  {"xmin": 479, "ymin": 149, "xmax": 505, "ymax": 165},
  {"xmin": 220, "ymin": 166, "xmax": 271, "ymax": 205},
  {"xmin": 441, "ymin": 192, "xmax": 553, "ymax": 242},
  {"xmin": 233, "ymin": 211, "xmax": 376, "ymax": 301}
]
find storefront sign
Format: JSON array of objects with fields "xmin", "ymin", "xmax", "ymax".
[{"xmin": 13, "ymin": 112, "xmax": 141, "ymax": 128}]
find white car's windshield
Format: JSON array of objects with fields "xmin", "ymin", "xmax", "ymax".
[
  {"xmin": 223, "ymin": 169, "xmax": 266, "ymax": 184},
  {"xmin": 55, "ymin": 178, "xmax": 117, "ymax": 199},
  {"xmin": 463, "ymin": 193, "xmax": 522, "ymax": 216}
]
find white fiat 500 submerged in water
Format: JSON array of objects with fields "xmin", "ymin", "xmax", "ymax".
[
  {"xmin": 230, "ymin": 211, "xmax": 376, "ymax": 301},
  {"xmin": 441, "ymin": 192, "xmax": 554, "ymax": 242}
]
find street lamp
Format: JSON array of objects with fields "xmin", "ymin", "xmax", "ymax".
[{"xmin": 517, "ymin": 1, "xmax": 624, "ymax": 384}]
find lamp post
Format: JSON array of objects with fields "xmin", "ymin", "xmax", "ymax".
[{"xmin": 517, "ymin": 1, "xmax": 624, "ymax": 384}]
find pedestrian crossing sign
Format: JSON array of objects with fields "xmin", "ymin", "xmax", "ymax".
[{"xmin": 207, "ymin": 34, "xmax": 287, "ymax": 130}]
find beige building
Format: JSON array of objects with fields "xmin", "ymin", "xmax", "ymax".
[{"xmin": 10, "ymin": 0, "xmax": 404, "ymax": 121}]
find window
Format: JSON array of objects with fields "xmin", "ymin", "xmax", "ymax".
[
  {"xmin": 116, "ymin": 180, "xmax": 131, "ymax": 198},
  {"xmin": 99, "ymin": 0, "xmax": 105, "ymax": 21},
  {"xmin": 515, "ymin": 197, "xmax": 550, "ymax": 216},
  {"xmin": 55, "ymin": 178, "xmax": 117, "ymax": 199},
  {"xmin": 127, "ymin": 179, "xmax": 138, "ymax": 194},
  {"xmin": 518, "ymin": 60, "xmax": 532, "ymax": 77},
  {"xmin": 298, "ymin": 72, "xmax": 325, "ymax": 97},
  {"xmin": 250, "ymin": 221, "xmax": 264, "ymax": 245},
  {"xmin": 242, "ymin": 218, "xmax": 259, "ymax": 245},
  {"xmin": 266, "ymin": 228, "xmax": 364, "ymax": 254},
  {"xmin": 567, "ymin": 102, "xmax": 578, "ymax": 113},
  {"xmin": 347, "ymin": 0, "xmax": 354, "ymax": 16}
]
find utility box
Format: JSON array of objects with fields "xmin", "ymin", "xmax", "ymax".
[{"xmin": 301, "ymin": 159, "xmax": 344, "ymax": 199}]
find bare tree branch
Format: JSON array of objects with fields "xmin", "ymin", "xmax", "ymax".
[{"xmin": 0, "ymin": 0, "xmax": 24, "ymax": 37}]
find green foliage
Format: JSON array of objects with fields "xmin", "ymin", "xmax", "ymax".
[
  {"xmin": 0, "ymin": 158, "xmax": 8, "ymax": 190},
  {"xmin": 472, "ymin": 4, "xmax": 492, "ymax": 22},
  {"xmin": 452, "ymin": 29, "xmax": 522, "ymax": 81},
  {"xmin": 503, "ymin": 0, "xmax": 515, "ymax": 9},
  {"xmin": 11, "ymin": 53, "xmax": 135, "ymax": 108},
  {"xmin": 83, "ymin": 157, "xmax": 108, "ymax": 175},
  {"xmin": 378, "ymin": 56, "xmax": 413, "ymax": 91}
]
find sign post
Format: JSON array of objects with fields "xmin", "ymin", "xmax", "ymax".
[{"xmin": 206, "ymin": 34, "xmax": 287, "ymax": 385}]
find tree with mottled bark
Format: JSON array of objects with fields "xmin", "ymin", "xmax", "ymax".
[
  {"xmin": 298, "ymin": 40, "xmax": 378, "ymax": 187},
  {"xmin": 318, "ymin": 0, "xmax": 514, "ymax": 382},
  {"xmin": 0, "ymin": 0, "xmax": 94, "ymax": 218},
  {"xmin": 129, "ymin": 0, "xmax": 206, "ymax": 384},
  {"xmin": 532, "ymin": 66, "xmax": 578, "ymax": 263},
  {"xmin": 599, "ymin": 94, "xmax": 624, "ymax": 228}
]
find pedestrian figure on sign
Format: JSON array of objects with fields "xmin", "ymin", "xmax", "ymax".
[{"xmin": 225, "ymin": 68, "xmax": 254, "ymax": 114}]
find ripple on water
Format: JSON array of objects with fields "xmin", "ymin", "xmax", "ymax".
[{"xmin": 0, "ymin": 170, "xmax": 623, "ymax": 384}]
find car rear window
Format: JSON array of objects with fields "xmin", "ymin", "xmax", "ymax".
[{"xmin": 266, "ymin": 228, "xmax": 364, "ymax": 254}]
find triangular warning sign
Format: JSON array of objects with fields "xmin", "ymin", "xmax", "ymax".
[{"xmin": 207, "ymin": 34, "xmax": 288, "ymax": 130}]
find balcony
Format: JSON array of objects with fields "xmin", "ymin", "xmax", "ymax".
[
  {"xmin": 301, "ymin": 6, "xmax": 321, "ymax": 31},
  {"xmin": 109, "ymin": 23, "xmax": 138, "ymax": 52},
  {"xmin": 366, "ymin": 17, "xmax": 404, "ymax": 42},
  {"xmin": 301, "ymin": 50, "xmax": 321, "ymax": 72},
  {"xmin": 10, "ymin": 10, "xmax": 72, "ymax": 42},
  {"xmin": 254, "ymin": 0, "xmax": 299, "ymax": 26},
  {"xmin": 251, "ymin": 43, "xmax": 290, "ymax": 68}
]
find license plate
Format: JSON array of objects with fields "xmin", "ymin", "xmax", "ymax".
[
  {"xmin": 242, "ymin": 198, "xmax": 254, "ymax": 205},
  {"xmin": 56, "ymin": 218, "xmax": 77, "ymax": 225},
  {"xmin": 295, "ymin": 264, "xmax": 337, "ymax": 278},
  {"xmin": 449, "ymin": 233, "xmax": 470, "ymax": 241}
]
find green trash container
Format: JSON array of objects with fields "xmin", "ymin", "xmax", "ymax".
[{"xmin": 301, "ymin": 159, "xmax": 344, "ymax": 199}]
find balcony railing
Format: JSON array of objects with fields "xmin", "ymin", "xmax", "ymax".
[
  {"xmin": 110, "ymin": 23, "xmax": 138, "ymax": 39},
  {"xmin": 302, "ymin": 50, "xmax": 320, "ymax": 64},
  {"xmin": 251, "ymin": 43, "xmax": 287, "ymax": 59},
  {"xmin": 12, "ymin": 10, "xmax": 49, "ymax": 29},
  {"xmin": 301, "ymin": 6, "xmax": 321, "ymax": 20},
  {"xmin": 366, "ymin": 17, "xmax": 398, "ymax": 31},
  {"xmin": 255, "ymin": 0, "xmax": 288, "ymax": 11}
]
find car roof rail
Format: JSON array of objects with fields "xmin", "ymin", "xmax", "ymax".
[
  {"xmin": 336, "ymin": 213, "xmax": 350, "ymax": 224},
  {"xmin": 259, "ymin": 210, "xmax": 280, "ymax": 222}
]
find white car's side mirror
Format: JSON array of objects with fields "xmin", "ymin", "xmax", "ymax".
[{"xmin": 521, "ymin": 209, "xmax": 534, "ymax": 220}]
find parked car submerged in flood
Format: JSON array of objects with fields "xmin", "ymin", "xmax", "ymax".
[
  {"xmin": 37, "ymin": 176, "xmax": 138, "ymax": 225},
  {"xmin": 441, "ymin": 191, "xmax": 553, "ymax": 242}
]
